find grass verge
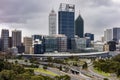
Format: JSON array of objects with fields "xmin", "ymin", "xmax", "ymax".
[
  {"xmin": 25, "ymin": 68, "xmax": 58, "ymax": 76},
  {"xmin": 93, "ymin": 68, "xmax": 110, "ymax": 77}
]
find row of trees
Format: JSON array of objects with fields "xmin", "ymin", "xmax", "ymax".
[
  {"xmin": 0, "ymin": 70, "xmax": 70, "ymax": 80},
  {"xmin": 0, "ymin": 59, "xmax": 71, "ymax": 80},
  {"xmin": 93, "ymin": 54, "xmax": 120, "ymax": 77}
]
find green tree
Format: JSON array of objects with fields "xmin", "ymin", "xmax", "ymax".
[
  {"xmin": 31, "ymin": 76, "xmax": 44, "ymax": 80},
  {"xmin": 62, "ymin": 75, "xmax": 71, "ymax": 80},
  {"xmin": 15, "ymin": 73, "xmax": 31, "ymax": 80},
  {"xmin": 0, "ymin": 60, "xmax": 4, "ymax": 71},
  {"xmin": 15, "ymin": 60, "xmax": 18, "ymax": 64},
  {"xmin": 0, "ymin": 70, "xmax": 16, "ymax": 80},
  {"xmin": 103, "ymin": 78, "xmax": 109, "ymax": 80},
  {"xmin": 82, "ymin": 62, "xmax": 88, "ymax": 69},
  {"xmin": 47, "ymin": 57, "xmax": 53, "ymax": 62},
  {"xmin": 59, "ymin": 65, "xmax": 62, "ymax": 71},
  {"xmin": 43, "ymin": 65, "xmax": 47, "ymax": 70},
  {"xmin": 13, "ymin": 65, "xmax": 25, "ymax": 74},
  {"xmin": 25, "ymin": 59, "xmax": 28, "ymax": 63}
]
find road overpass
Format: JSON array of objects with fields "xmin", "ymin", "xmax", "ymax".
[{"xmin": 17, "ymin": 51, "xmax": 110, "ymax": 59}]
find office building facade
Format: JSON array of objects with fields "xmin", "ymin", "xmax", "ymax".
[
  {"xmin": 113, "ymin": 28, "xmax": 120, "ymax": 42},
  {"xmin": 107, "ymin": 41, "xmax": 116, "ymax": 51},
  {"xmin": 43, "ymin": 36, "xmax": 58, "ymax": 52},
  {"xmin": 58, "ymin": 3, "xmax": 75, "ymax": 38},
  {"xmin": 34, "ymin": 44, "xmax": 44, "ymax": 54},
  {"xmin": 104, "ymin": 29, "xmax": 113, "ymax": 42},
  {"xmin": 9, "ymin": 37, "xmax": 12, "ymax": 48},
  {"xmin": 94, "ymin": 41, "xmax": 104, "ymax": 52},
  {"xmin": 57, "ymin": 35, "xmax": 67, "ymax": 52},
  {"xmin": 24, "ymin": 37, "xmax": 32, "ymax": 54},
  {"xmin": 12, "ymin": 30, "xmax": 22, "ymax": 47},
  {"xmin": 75, "ymin": 14, "xmax": 84, "ymax": 38},
  {"xmin": 0, "ymin": 38, "xmax": 2, "ymax": 51},
  {"xmin": 71, "ymin": 38, "xmax": 86, "ymax": 51},
  {"xmin": 58, "ymin": 3, "xmax": 75, "ymax": 49},
  {"xmin": 1, "ymin": 29, "xmax": 9, "ymax": 51},
  {"xmin": 49, "ymin": 9, "xmax": 56, "ymax": 36},
  {"xmin": 85, "ymin": 33, "xmax": 94, "ymax": 41}
]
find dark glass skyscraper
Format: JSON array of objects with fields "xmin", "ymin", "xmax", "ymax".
[
  {"xmin": 113, "ymin": 28, "xmax": 120, "ymax": 42},
  {"xmin": 75, "ymin": 14, "xmax": 84, "ymax": 38},
  {"xmin": 58, "ymin": 3, "xmax": 75, "ymax": 38},
  {"xmin": 1, "ymin": 29, "xmax": 9, "ymax": 51},
  {"xmin": 58, "ymin": 3, "xmax": 75, "ymax": 50}
]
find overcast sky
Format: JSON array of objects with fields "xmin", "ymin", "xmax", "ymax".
[{"xmin": 0, "ymin": 0, "xmax": 120, "ymax": 40}]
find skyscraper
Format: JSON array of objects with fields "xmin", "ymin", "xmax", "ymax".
[
  {"xmin": 49, "ymin": 9, "xmax": 56, "ymax": 36},
  {"xmin": 104, "ymin": 29, "xmax": 113, "ymax": 42},
  {"xmin": 58, "ymin": 3, "xmax": 75, "ymax": 38},
  {"xmin": 113, "ymin": 28, "xmax": 120, "ymax": 42},
  {"xmin": 9, "ymin": 37, "xmax": 12, "ymax": 48},
  {"xmin": 75, "ymin": 14, "xmax": 84, "ymax": 38},
  {"xmin": 23, "ymin": 37, "xmax": 32, "ymax": 54},
  {"xmin": 58, "ymin": 3, "xmax": 75, "ymax": 49},
  {"xmin": 1, "ymin": 29, "xmax": 9, "ymax": 51},
  {"xmin": 12, "ymin": 30, "xmax": 22, "ymax": 47},
  {"xmin": 0, "ymin": 38, "xmax": 2, "ymax": 51}
]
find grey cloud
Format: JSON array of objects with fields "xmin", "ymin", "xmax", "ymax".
[
  {"xmin": 0, "ymin": 0, "xmax": 49, "ymax": 23},
  {"xmin": 0, "ymin": 0, "xmax": 120, "ymax": 40}
]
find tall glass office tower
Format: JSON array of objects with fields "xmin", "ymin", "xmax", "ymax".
[
  {"xmin": 58, "ymin": 3, "xmax": 75, "ymax": 38},
  {"xmin": 1, "ymin": 29, "xmax": 9, "ymax": 51},
  {"xmin": 113, "ymin": 28, "xmax": 120, "ymax": 42},
  {"xmin": 75, "ymin": 14, "xmax": 84, "ymax": 38},
  {"xmin": 12, "ymin": 30, "xmax": 22, "ymax": 47},
  {"xmin": 58, "ymin": 3, "xmax": 75, "ymax": 50}
]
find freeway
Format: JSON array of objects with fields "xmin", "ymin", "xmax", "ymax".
[
  {"xmin": 40, "ymin": 62, "xmax": 92, "ymax": 80},
  {"xmin": 17, "ymin": 51, "xmax": 109, "ymax": 59},
  {"xmin": 48, "ymin": 67, "xmax": 90, "ymax": 80}
]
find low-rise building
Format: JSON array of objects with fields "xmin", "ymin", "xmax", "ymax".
[
  {"xmin": 43, "ymin": 36, "xmax": 58, "ymax": 52},
  {"xmin": 57, "ymin": 35, "xmax": 67, "ymax": 52},
  {"xmin": 103, "ymin": 44, "xmax": 109, "ymax": 51},
  {"xmin": 94, "ymin": 41, "xmax": 104, "ymax": 52},
  {"xmin": 71, "ymin": 37, "xmax": 86, "ymax": 51}
]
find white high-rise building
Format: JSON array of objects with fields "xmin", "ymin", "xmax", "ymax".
[
  {"xmin": 49, "ymin": 9, "xmax": 56, "ymax": 36},
  {"xmin": 104, "ymin": 29, "xmax": 113, "ymax": 42}
]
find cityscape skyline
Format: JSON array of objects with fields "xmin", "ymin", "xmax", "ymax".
[{"xmin": 0, "ymin": 0, "xmax": 120, "ymax": 40}]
